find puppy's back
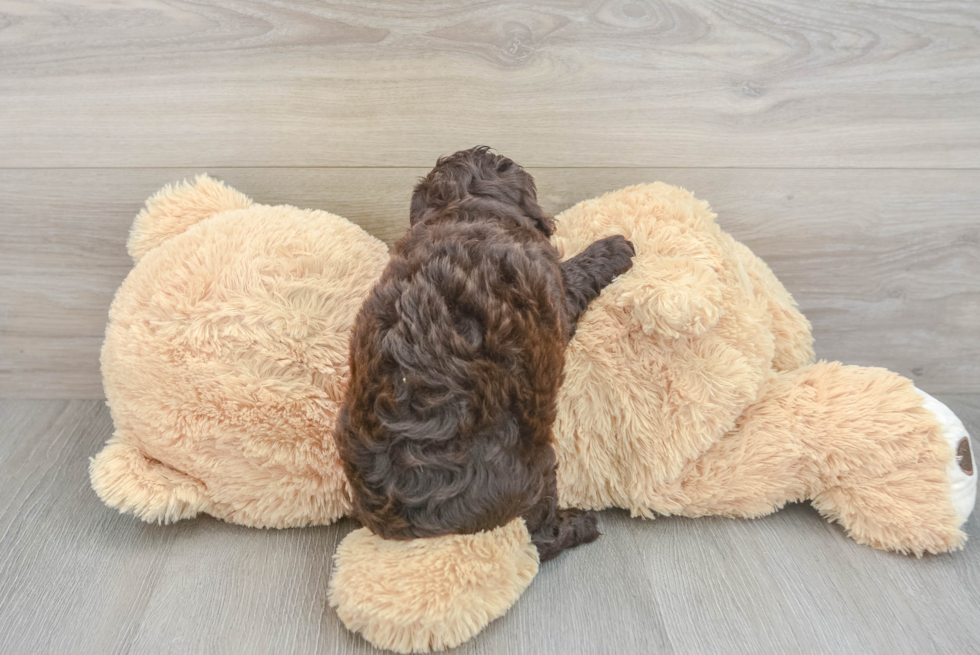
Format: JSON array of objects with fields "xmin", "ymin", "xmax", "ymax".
[{"xmin": 336, "ymin": 219, "xmax": 566, "ymax": 540}]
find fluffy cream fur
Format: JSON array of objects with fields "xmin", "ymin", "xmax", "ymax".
[
  {"xmin": 548, "ymin": 185, "xmax": 964, "ymax": 554},
  {"xmin": 128, "ymin": 175, "xmax": 253, "ymax": 262},
  {"xmin": 93, "ymin": 175, "xmax": 389, "ymax": 527},
  {"xmin": 329, "ymin": 518, "xmax": 538, "ymax": 654},
  {"xmin": 649, "ymin": 362, "xmax": 962, "ymax": 554},
  {"xmin": 93, "ymin": 177, "xmax": 974, "ymax": 653},
  {"xmin": 551, "ymin": 183, "xmax": 814, "ymax": 508}
]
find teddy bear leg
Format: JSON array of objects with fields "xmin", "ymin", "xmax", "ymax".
[
  {"xmin": 912, "ymin": 388, "xmax": 976, "ymax": 523},
  {"xmin": 651, "ymin": 363, "xmax": 974, "ymax": 555},
  {"xmin": 128, "ymin": 174, "xmax": 252, "ymax": 263},
  {"xmin": 796, "ymin": 364, "xmax": 973, "ymax": 555},
  {"xmin": 644, "ymin": 370, "xmax": 820, "ymax": 520},
  {"xmin": 329, "ymin": 519, "xmax": 539, "ymax": 653},
  {"xmin": 89, "ymin": 435, "xmax": 209, "ymax": 524}
]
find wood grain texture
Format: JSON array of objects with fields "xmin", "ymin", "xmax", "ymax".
[
  {"xmin": 0, "ymin": 397, "xmax": 977, "ymax": 654},
  {"xmin": 1, "ymin": 1, "xmax": 979, "ymax": 168},
  {"xmin": 2, "ymin": 167, "xmax": 978, "ymax": 398}
]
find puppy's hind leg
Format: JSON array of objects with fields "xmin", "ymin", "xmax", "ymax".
[
  {"xmin": 561, "ymin": 234, "xmax": 635, "ymax": 336},
  {"xmin": 531, "ymin": 505, "xmax": 601, "ymax": 563},
  {"xmin": 523, "ymin": 464, "xmax": 601, "ymax": 562}
]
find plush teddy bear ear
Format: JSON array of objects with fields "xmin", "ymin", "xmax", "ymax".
[
  {"xmin": 89, "ymin": 438, "xmax": 209, "ymax": 524},
  {"xmin": 329, "ymin": 519, "xmax": 539, "ymax": 653},
  {"xmin": 128, "ymin": 174, "xmax": 252, "ymax": 264}
]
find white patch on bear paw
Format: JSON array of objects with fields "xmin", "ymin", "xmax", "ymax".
[{"xmin": 915, "ymin": 388, "xmax": 976, "ymax": 525}]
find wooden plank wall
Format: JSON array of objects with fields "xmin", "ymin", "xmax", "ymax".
[{"xmin": 1, "ymin": 1, "xmax": 978, "ymax": 398}]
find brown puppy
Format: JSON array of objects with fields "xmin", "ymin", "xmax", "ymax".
[{"xmin": 335, "ymin": 147, "xmax": 634, "ymax": 561}]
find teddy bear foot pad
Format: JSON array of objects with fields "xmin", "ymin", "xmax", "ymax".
[{"xmin": 917, "ymin": 388, "xmax": 976, "ymax": 524}]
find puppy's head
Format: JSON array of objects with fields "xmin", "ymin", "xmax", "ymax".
[{"xmin": 410, "ymin": 146, "xmax": 554, "ymax": 236}]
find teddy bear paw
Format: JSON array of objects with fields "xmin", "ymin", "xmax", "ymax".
[{"xmin": 916, "ymin": 388, "xmax": 976, "ymax": 526}]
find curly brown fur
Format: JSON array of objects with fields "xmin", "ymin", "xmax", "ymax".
[{"xmin": 335, "ymin": 147, "xmax": 633, "ymax": 561}]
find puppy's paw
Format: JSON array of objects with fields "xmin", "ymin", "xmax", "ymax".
[
  {"xmin": 598, "ymin": 234, "xmax": 636, "ymax": 276},
  {"xmin": 562, "ymin": 508, "xmax": 601, "ymax": 548},
  {"xmin": 529, "ymin": 507, "xmax": 602, "ymax": 562}
]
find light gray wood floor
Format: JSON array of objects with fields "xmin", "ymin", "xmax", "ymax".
[{"xmin": 1, "ymin": 397, "xmax": 979, "ymax": 655}]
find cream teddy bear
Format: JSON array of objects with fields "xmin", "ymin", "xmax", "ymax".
[{"xmin": 92, "ymin": 176, "xmax": 975, "ymax": 653}]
